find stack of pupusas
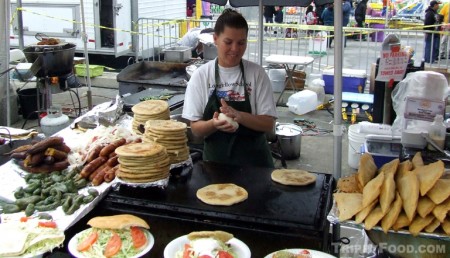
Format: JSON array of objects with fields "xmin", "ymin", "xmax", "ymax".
[
  {"xmin": 143, "ymin": 120, "xmax": 190, "ymax": 164},
  {"xmin": 131, "ymin": 100, "xmax": 170, "ymax": 134},
  {"xmin": 115, "ymin": 142, "xmax": 170, "ymax": 183},
  {"xmin": 76, "ymin": 214, "xmax": 150, "ymax": 257}
]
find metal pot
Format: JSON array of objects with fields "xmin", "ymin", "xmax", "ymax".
[
  {"xmin": 276, "ymin": 123, "xmax": 302, "ymax": 160},
  {"xmin": 23, "ymin": 43, "xmax": 76, "ymax": 77},
  {"xmin": 170, "ymin": 114, "xmax": 204, "ymax": 145}
]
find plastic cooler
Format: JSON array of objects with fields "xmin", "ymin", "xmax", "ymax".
[
  {"xmin": 363, "ymin": 136, "xmax": 401, "ymax": 168},
  {"xmin": 322, "ymin": 68, "xmax": 367, "ymax": 94}
]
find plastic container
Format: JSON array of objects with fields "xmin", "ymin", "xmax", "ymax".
[
  {"xmin": 270, "ymin": 80, "xmax": 285, "ymax": 93},
  {"xmin": 308, "ymin": 78, "xmax": 325, "ymax": 104},
  {"xmin": 428, "ymin": 114, "xmax": 446, "ymax": 151},
  {"xmin": 75, "ymin": 64, "xmax": 104, "ymax": 77},
  {"xmin": 348, "ymin": 124, "xmax": 371, "ymax": 169},
  {"xmin": 268, "ymin": 69, "xmax": 287, "ymax": 81},
  {"xmin": 322, "ymin": 68, "xmax": 367, "ymax": 94},
  {"xmin": 163, "ymin": 46, "xmax": 192, "ymax": 62},
  {"xmin": 358, "ymin": 121, "xmax": 392, "ymax": 135},
  {"xmin": 363, "ymin": 136, "xmax": 402, "ymax": 168},
  {"xmin": 286, "ymin": 90, "xmax": 318, "ymax": 115}
]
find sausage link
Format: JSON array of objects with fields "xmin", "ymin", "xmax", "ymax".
[
  {"xmin": 85, "ymin": 145, "xmax": 103, "ymax": 163},
  {"xmin": 88, "ymin": 163, "xmax": 109, "ymax": 181},
  {"xmin": 106, "ymin": 155, "xmax": 119, "ymax": 167},
  {"xmin": 99, "ymin": 138, "xmax": 126, "ymax": 157},
  {"xmin": 80, "ymin": 156, "xmax": 107, "ymax": 178}
]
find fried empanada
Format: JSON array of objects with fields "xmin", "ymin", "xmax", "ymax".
[
  {"xmin": 381, "ymin": 192, "xmax": 402, "ymax": 233},
  {"xmin": 427, "ymin": 179, "xmax": 450, "ymax": 205},
  {"xmin": 357, "ymin": 153, "xmax": 377, "ymax": 188},
  {"xmin": 380, "ymin": 171, "xmax": 396, "ymax": 213},
  {"xmin": 364, "ymin": 205, "xmax": 385, "ymax": 230},
  {"xmin": 363, "ymin": 172, "xmax": 384, "ymax": 207},
  {"xmin": 417, "ymin": 196, "xmax": 436, "ymax": 218},
  {"xmin": 355, "ymin": 199, "xmax": 377, "ymax": 224},
  {"xmin": 409, "ymin": 215, "xmax": 434, "ymax": 236},
  {"xmin": 414, "ymin": 160, "xmax": 444, "ymax": 196},
  {"xmin": 334, "ymin": 193, "xmax": 364, "ymax": 221},
  {"xmin": 398, "ymin": 172, "xmax": 419, "ymax": 222},
  {"xmin": 411, "ymin": 152, "xmax": 424, "ymax": 169}
]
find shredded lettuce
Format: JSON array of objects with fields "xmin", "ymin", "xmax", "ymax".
[
  {"xmin": 19, "ymin": 227, "xmax": 64, "ymax": 257},
  {"xmin": 76, "ymin": 228, "xmax": 147, "ymax": 258}
]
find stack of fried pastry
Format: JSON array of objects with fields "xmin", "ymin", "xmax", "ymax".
[
  {"xmin": 335, "ymin": 152, "xmax": 450, "ymax": 236},
  {"xmin": 115, "ymin": 142, "xmax": 170, "ymax": 183},
  {"xmin": 143, "ymin": 120, "xmax": 190, "ymax": 164},
  {"xmin": 131, "ymin": 100, "xmax": 170, "ymax": 134}
]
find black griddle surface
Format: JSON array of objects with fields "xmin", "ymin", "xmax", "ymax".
[
  {"xmin": 112, "ymin": 161, "xmax": 333, "ymax": 232},
  {"xmin": 122, "ymin": 88, "xmax": 185, "ymax": 112}
]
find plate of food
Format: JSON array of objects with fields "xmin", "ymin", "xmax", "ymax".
[
  {"xmin": 68, "ymin": 214, "xmax": 154, "ymax": 258},
  {"xmin": 163, "ymin": 230, "xmax": 251, "ymax": 258},
  {"xmin": 264, "ymin": 249, "xmax": 337, "ymax": 258}
]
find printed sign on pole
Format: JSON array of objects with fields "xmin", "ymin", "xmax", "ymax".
[{"xmin": 375, "ymin": 43, "xmax": 409, "ymax": 82}]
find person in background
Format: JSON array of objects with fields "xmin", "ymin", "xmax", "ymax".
[
  {"xmin": 263, "ymin": 6, "xmax": 276, "ymax": 34},
  {"xmin": 321, "ymin": 3, "xmax": 334, "ymax": 48},
  {"xmin": 177, "ymin": 27, "xmax": 215, "ymax": 58},
  {"xmin": 315, "ymin": 4, "xmax": 326, "ymax": 25},
  {"xmin": 354, "ymin": 0, "xmax": 368, "ymax": 41},
  {"xmin": 424, "ymin": 1, "xmax": 442, "ymax": 63},
  {"xmin": 182, "ymin": 9, "xmax": 277, "ymax": 168},
  {"xmin": 440, "ymin": 2, "xmax": 450, "ymax": 59},
  {"xmin": 342, "ymin": 0, "xmax": 352, "ymax": 47},
  {"xmin": 274, "ymin": 6, "xmax": 284, "ymax": 36},
  {"xmin": 305, "ymin": 5, "xmax": 317, "ymax": 36}
]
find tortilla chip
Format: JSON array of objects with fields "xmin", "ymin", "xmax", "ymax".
[
  {"xmin": 364, "ymin": 205, "xmax": 385, "ymax": 230},
  {"xmin": 409, "ymin": 215, "xmax": 434, "ymax": 236},
  {"xmin": 395, "ymin": 160, "xmax": 412, "ymax": 185},
  {"xmin": 381, "ymin": 192, "xmax": 403, "ymax": 233},
  {"xmin": 392, "ymin": 212, "xmax": 410, "ymax": 231},
  {"xmin": 337, "ymin": 173, "xmax": 361, "ymax": 193},
  {"xmin": 363, "ymin": 172, "xmax": 384, "ymax": 207},
  {"xmin": 379, "ymin": 158, "xmax": 399, "ymax": 176},
  {"xmin": 432, "ymin": 198, "xmax": 450, "ymax": 223},
  {"xmin": 355, "ymin": 200, "xmax": 377, "ymax": 224},
  {"xmin": 411, "ymin": 152, "xmax": 424, "ymax": 169},
  {"xmin": 334, "ymin": 193, "xmax": 364, "ymax": 221},
  {"xmin": 398, "ymin": 171, "xmax": 419, "ymax": 222},
  {"xmin": 357, "ymin": 153, "xmax": 378, "ymax": 187},
  {"xmin": 427, "ymin": 179, "xmax": 450, "ymax": 205},
  {"xmin": 380, "ymin": 172, "xmax": 396, "ymax": 213},
  {"xmin": 424, "ymin": 218, "xmax": 440, "ymax": 233},
  {"xmin": 417, "ymin": 196, "xmax": 436, "ymax": 218},
  {"xmin": 442, "ymin": 220, "xmax": 450, "ymax": 235},
  {"xmin": 415, "ymin": 160, "xmax": 444, "ymax": 196}
]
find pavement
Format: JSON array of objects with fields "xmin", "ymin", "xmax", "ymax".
[{"xmin": 8, "ymin": 71, "xmax": 356, "ymax": 177}]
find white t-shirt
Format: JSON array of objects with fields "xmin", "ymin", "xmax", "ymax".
[
  {"xmin": 182, "ymin": 58, "xmax": 277, "ymax": 121},
  {"xmin": 177, "ymin": 28, "xmax": 202, "ymax": 49}
]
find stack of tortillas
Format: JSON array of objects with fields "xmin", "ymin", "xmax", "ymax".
[
  {"xmin": 131, "ymin": 100, "xmax": 170, "ymax": 134},
  {"xmin": 143, "ymin": 120, "xmax": 190, "ymax": 164},
  {"xmin": 196, "ymin": 183, "xmax": 248, "ymax": 206},
  {"xmin": 115, "ymin": 142, "xmax": 170, "ymax": 183},
  {"xmin": 271, "ymin": 169, "xmax": 317, "ymax": 186}
]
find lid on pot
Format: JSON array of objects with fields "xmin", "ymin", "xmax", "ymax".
[{"xmin": 276, "ymin": 123, "xmax": 302, "ymax": 136}]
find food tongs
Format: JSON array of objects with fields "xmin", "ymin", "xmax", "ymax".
[{"xmin": 421, "ymin": 133, "xmax": 450, "ymax": 159}]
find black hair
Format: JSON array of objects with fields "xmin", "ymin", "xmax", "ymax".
[
  {"xmin": 306, "ymin": 5, "xmax": 314, "ymax": 14},
  {"xmin": 200, "ymin": 28, "xmax": 214, "ymax": 34},
  {"xmin": 214, "ymin": 8, "xmax": 248, "ymax": 36}
]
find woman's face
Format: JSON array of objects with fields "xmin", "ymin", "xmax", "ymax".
[{"xmin": 214, "ymin": 26, "xmax": 247, "ymax": 68}]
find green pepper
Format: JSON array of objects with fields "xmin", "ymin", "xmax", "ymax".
[
  {"xmin": 15, "ymin": 195, "xmax": 42, "ymax": 210},
  {"xmin": 82, "ymin": 195, "xmax": 95, "ymax": 204},
  {"xmin": 65, "ymin": 202, "xmax": 80, "ymax": 215},
  {"xmin": 14, "ymin": 187, "xmax": 25, "ymax": 199},
  {"xmin": 49, "ymin": 189, "xmax": 62, "ymax": 201},
  {"xmin": 23, "ymin": 182, "xmax": 40, "ymax": 194},
  {"xmin": 35, "ymin": 200, "xmax": 60, "ymax": 212},
  {"xmin": 32, "ymin": 188, "xmax": 41, "ymax": 196},
  {"xmin": 74, "ymin": 195, "xmax": 84, "ymax": 205},
  {"xmin": 2, "ymin": 204, "xmax": 21, "ymax": 214},
  {"xmin": 51, "ymin": 173, "xmax": 65, "ymax": 183},
  {"xmin": 87, "ymin": 188, "xmax": 99, "ymax": 197},
  {"xmin": 62, "ymin": 196, "xmax": 73, "ymax": 213},
  {"xmin": 65, "ymin": 181, "xmax": 78, "ymax": 193},
  {"xmin": 52, "ymin": 182, "xmax": 68, "ymax": 193},
  {"xmin": 37, "ymin": 213, "xmax": 53, "ymax": 220},
  {"xmin": 74, "ymin": 178, "xmax": 88, "ymax": 189},
  {"xmin": 24, "ymin": 203, "xmax": 35, "ymax": 217}
]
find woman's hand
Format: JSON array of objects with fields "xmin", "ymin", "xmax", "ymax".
[
  {"xmin": 219, "ymin": 99, "xmax": 242, "ymax": 123},
  {"xmin": 212, "ymin": 111, "xmax": 238, "ymax": 133}
]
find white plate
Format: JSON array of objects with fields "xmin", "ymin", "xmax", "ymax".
[
  {"xmin": 163, "ymin": 235, "xmax": 251, "ymax": 258},
  {"xmin": 68, "ymin": 228, "xmax": 154, "ymax": 258},
  {"xmin": 264, "ymin": 249, "xmax": 336, "ymax": 258}
]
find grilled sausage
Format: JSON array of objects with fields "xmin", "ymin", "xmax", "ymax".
[
  {"xmin": 24, "ymin": 152, "xmax": 46, "ymax": 167},
  {"xmin": 89, "ymin": 163, "xmax": 109, "ymax": 181},
  {"xmin": 21, "ymin": 159, "xmax": 69, "ymax": 173},
  {"xmin": 3, "ymin": 144, "xmax": 33, "ymax": 155},
  {"xmin": 10, "ymin": 151, "xmax": 28, "ymax": 160},
  {"xmin": 53, "ymin": 143, "xmax": 71, "ymax": 153},
  {"xmin": 80, "ymin": 156, "xmax": 107, "ymax": 178},
  {"xmin": 106, "ymin": 155, "xmax": 119, "ymax": 167},
  {"xmin": 86, "ymin": 145, "xmax": 103, "ymax": 163},
  {"xmin": 27, "ymin": 137, "xmax": 64, "ymax": 155},
  {"xmin": 99, "ymin": 138, "xmax": 126, "ymax": 157}
]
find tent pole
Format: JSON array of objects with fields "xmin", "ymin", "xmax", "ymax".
[
  {"xmin": 80, "ymin": 0, "xmax": 93, "ymax": 110},
  {"xmin": 333, "ymin": 2, "xmax": 343, "ymax": 180},
  {"xmin": 258, "ymin": 1, "xmax": 263, "ymax": 65}
]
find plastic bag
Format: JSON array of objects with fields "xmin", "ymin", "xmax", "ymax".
[{"xmin": 391, "ymin": 71, "xmax": 448, "ymax": 135}]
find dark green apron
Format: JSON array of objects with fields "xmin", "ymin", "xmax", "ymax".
[{"xmin": 202, "ymin": 59, "xmax": 274, "ymax": 168}]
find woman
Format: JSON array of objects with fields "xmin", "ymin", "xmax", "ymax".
[
  {"xmin": 305, "ymin": 5, "xmax": 317, "ymax": 36},
  {"xmin": 182, "ymin": 9, "xmax": 277, "ymax": 168}
]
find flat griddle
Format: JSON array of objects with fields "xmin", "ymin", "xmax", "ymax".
[{"xmin": 122, "ymin": 88, "xmax": 185, "ymax": 112}]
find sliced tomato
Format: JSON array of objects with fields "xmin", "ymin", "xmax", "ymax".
[
  {"xmin": 77, "ymin": 231, "xmax": 99, "ymax": 252},
  {"xmin": 198, "ymin": 255, "xmax": 213, "ymax": 258},
  {"xmin": 38, "ymin": 221, "xmax": 57, "ymax": 228},
  {"xmin": 20, "ymin": 217, "xmax": 29, "ymax": 222},
  {"xmin": 104, "ymin": 232, "xmax": 122, "ymax": 258},
  {"xmin": 218, "ymin": 250, "xmax": 234, "ymax": 258},
  {"xmin": 183, "ymin": 244, "xmax": 193, "ymax": 258},
  {"xmin": 130, "ymin": 226, "xmax": 147, "ymax": 249}
]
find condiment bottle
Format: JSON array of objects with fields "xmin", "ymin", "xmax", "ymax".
[{"xmin": 428, "ymin": 114, "xmax": 446, "ymax": 151}]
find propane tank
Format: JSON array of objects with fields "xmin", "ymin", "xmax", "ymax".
[{"xmin": 40, "ymin": 106, "xmax": 70, "ymax": 136}]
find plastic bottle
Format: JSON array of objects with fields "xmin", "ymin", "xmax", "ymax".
[
  {"xmin": 308, "ymin": 78, "xmax": 325, "ymax": 104},
  {"xmin": 428, "ymin": 114, "xmax": 446, "ymax": 151}
]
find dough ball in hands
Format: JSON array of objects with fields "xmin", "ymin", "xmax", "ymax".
[{"xmin": 218, "ymin": 113, "xmax": 239, "ymax": 130}]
